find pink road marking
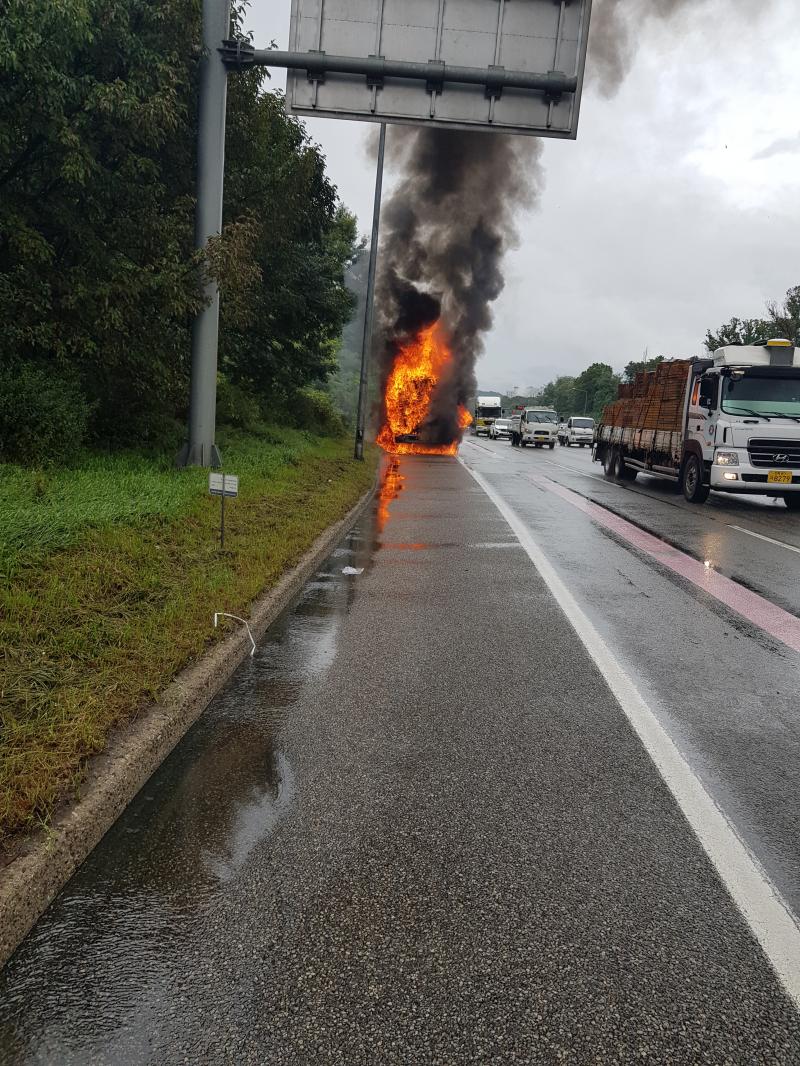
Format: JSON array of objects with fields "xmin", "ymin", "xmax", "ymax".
[{"xmin": 527, "ymin": 472, "xmax": 800, "ymax": 657}]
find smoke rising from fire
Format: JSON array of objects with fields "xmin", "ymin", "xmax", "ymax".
[
  {"xmin": 374, "ymin": 0, "xmax": 771, "ymax": 448},
  {"xmin": 376, "ymin": 128, "xmax": 543, "ymax": 446},
  {"xmin": 588, "ymin": 0, "xmax": 694, "ymax": 94},
  {"xmin": 588, "ymin": 0, "xmax": 773, "ymax": 96}
]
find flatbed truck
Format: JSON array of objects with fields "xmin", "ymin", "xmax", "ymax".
[{"xmin": 593, "ymin": 340, "xmax": 800, "ymax": 508}]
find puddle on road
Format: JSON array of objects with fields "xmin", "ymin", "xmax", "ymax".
[
  {"xmin": 0, "ymin": 507, "xmax": 380, "ymax": 1063},
  {"xmin": 0, "ymin": 456, "xmax": 449, "ymax": 1061}
]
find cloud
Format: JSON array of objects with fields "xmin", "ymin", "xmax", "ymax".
[{"xmin": 752, "ymin": 133, "xmax": 800, "ymax": 161}]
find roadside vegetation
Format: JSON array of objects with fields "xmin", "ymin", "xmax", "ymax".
[
  {"xmin": 0, "ymin": 1, "xmax": 360, "ymax": 462},
  {"xmin": 0, "ymin": 2, "xmax": 379, "ymax": 845},
  {"xmin": 0, "ymin": 423, "xmax": 377, "ymax": 844}
]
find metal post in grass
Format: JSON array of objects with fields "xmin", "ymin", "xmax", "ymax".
[
  {"xmin": 354, "ymin": 122, "xmax": 387, "ymax": 461},
  {"xmin": 209, "ymin": 471, "xmax": 238, "ymax": 547},
  {"xmin": 177, "ymin": 0, "xmax": 231, "ymax": 469},
  {"xmin": 220, "ymin": 472, "xmax": 226, "ymax": 547}
]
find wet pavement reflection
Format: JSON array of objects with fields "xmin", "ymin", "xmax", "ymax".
[
  {"xmin": 3, "ymin": 454, "xmax": 800, "ymax": 1064},
  {"xmin": 0, "ymin": 501, "xmax": 381, "ymax": 1064}
]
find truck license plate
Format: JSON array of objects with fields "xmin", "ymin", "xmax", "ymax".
[{"xmin": 767, "ymin": 470, "xmax": 792, "ymax": 484}]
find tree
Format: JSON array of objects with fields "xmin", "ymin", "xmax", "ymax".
[
  {"xmin": 705, "ymin": 285, "xmax": 800, "ymax": 357},
  {"xmin": 0, "ymin": 0, "xmax": 361, "ymax": 457},
  {"xmin": 215, "ymin": 82, "xmax": 359, "ymax": 409},
  {"xmin": 623, "ymin": 356, "xmax": 663, "ymax": 382},
  {"xmin": 326, "ymin": 246, "xmax": 369, "ymax": 425},
  {"xmin": 573, "ymin": 362, "xmax": 620, "ymax": 420},
  {"xmin": 704, "ymin": 316, "xmax": 769, "ymax": 352},
  {"xmin": 537, "ymin": 376, "xmax": 578, "ymax": 417},
  {"xmin": 0, "ymin": 0, "xmax": 203, "ymax": 447},
  {"xmin": 766, "ymin": 285, "xmax": 800, "ymax": 345}
]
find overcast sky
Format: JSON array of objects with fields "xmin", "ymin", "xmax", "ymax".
[{"xmin": 244, "ymin": 1, "xmax": 800, "ymax": 392}]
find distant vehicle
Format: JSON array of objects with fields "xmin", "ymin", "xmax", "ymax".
[
  {"xmin": 510, "ymin": 407, "xmax": 559, "ymax": 449},
  {"xmin": 593, "ymin": 339, "xmax": 800, "ymax": 508},
  {"xmin": 474, "ymin": 395, "xmax": 502, "ymax": 437},
  {"xmin": 489, "ymin": 418, "xmax": 512, "ymax": 440},
  {"xmin": 558, "ymin": 416, "xmax": 595, "ymax": 447}
]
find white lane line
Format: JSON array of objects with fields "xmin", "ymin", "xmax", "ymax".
[
  {"xmin": 729, "ymin": 525, "xmax": 800, "ymax": 556},
  {"xmin": 461, "ymin": 439, "xmax": 504, "ymax": 461},
  {"xmin": 460, "ymin": 457, "xmax": 800, "ymax": 1010},
  {"xmin": 470, "ymin": 541, "xmax": 525, "ymax": 549}
]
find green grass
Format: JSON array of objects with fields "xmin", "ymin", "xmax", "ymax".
[{"xmin": 0, "ymin": 428, "xmax": 378, "ymax": 844}]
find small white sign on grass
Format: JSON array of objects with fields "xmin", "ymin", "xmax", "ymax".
[
  {"xmin": 208, "ymin": 472, "xmax": 239, "ymax": 498},
  {"xmin": 208, "ymin": 472, "xmax": 239, "ymax": 547}
]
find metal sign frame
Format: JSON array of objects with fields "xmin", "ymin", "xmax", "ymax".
[{"xmin": 283, "ymin": 0, "xmax": 592, "ymax": 138}]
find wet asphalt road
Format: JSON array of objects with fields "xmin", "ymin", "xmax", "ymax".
[
  {"xmin": 460, "ymin": 437, "xmax": 800, "ymax": 916},
  {"xmin": 1, "ymin": 450, "xmax": 800, "ymax": 1063}
]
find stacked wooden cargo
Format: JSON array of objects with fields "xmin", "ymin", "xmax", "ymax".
[{"xmin": 600, "ymin": 360, "xmax": 691, "ymax": 431}]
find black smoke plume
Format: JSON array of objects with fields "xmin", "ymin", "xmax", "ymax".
[
  {"xmin": 376, "ymin": 127, "xmax": 542, "ymax": 446},
  {"xmin": 589, "ymin": 0, "xmax": 776, "ymax": 95}
]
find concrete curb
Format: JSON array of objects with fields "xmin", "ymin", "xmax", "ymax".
[{"xmin": 0, "ymin": 482, "xmax": 376, "ymax": 969}]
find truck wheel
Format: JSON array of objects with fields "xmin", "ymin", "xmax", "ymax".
[
  {"xmin": 549, "ymin": 442, "xmax": 555, "ymax": 449},
  {"xmin": 603, "ymin": 448, "xmax": 616, "ymax": 478},
  {"xmin": 784, "ymin": 495, "xmax": 800, "ymax": 512},
  {"xmin": 579, "ymin": 443, "xmax": 586, "ymax": 448},
  {"xmin": 615, "ymin": 451, "xmax": 638, "ymax": 482},
  {"xmin": 681, "ymin": 454, "xmax": 710, "ymax": 503},
  {"xmin": 520, "ymin": 438, "xmax": 526, "ymax": 448}
]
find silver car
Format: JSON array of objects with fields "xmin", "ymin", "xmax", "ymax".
[{"xmin": 489, "ymin": 418, "xmax": 512, "ymax": 440}]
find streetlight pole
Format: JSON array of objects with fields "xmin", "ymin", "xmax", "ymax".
[
  {"xmin": 177, "ymin": 0, "xmax": 231, "ymax": 468},
  {"xmin": 573, "ymin": 389, "xmax": 589, "ymax": 415},
  {"xmin": 354, "ymin": 123, "xmax": 387, "ymax": 461}
]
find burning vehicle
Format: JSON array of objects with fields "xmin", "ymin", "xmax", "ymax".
[
  {"xmin": 373, "ymin": 126, "xmax": 538, "ymax": 457},
  {"xmin": 377, "ymin": 322, "xmax": 472, "ymax": 455}
]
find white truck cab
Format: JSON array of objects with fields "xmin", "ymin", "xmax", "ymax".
[
  {"xmin": 558, "ymin": 416, "xmax": 595, "ymax": 447},
  {"xmin": 510, "ymin": 407, "xmax": 559, "ymax": 449},
  {"xmin": 594, "ymin": 339, "xmax": 800, "ymax": 509},
  {"xmin": 473, "ymin": 395, "xmax": 502, "ymax": 437},
  {"xmin": 688, "ymin": 341, "xmax": 800, "ymax": 505}
]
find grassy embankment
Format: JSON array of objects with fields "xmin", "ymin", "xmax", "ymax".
[{"xmin": 0, "ymin": 428, "xmax": 378, "ymax": 846}]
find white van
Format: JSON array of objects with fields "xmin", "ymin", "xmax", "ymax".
[{"xmin": 558, "ymin": 416, "xmax": 595, "ymax": 447}]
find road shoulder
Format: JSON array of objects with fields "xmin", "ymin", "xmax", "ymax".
[{"xmin": 0, "ymin": 480, "xmax": 376, "ymax": 969}]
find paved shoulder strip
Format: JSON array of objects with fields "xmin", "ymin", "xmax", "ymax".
[
  {"xmin": 525, "ymin": 470, "xmax": 800, "ymax": 656},
  {"xmin": 460, "ymin": 456, "xmax": 800, "ymax": 1010}
]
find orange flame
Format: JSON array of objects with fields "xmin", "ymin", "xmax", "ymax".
[
  {"xmin": 377, "ymin": 323, "xmax": 470, "ymax": 456},
  {"xmin": 377, "ymin": 458, "xmax": 403, "ymax": 532}
]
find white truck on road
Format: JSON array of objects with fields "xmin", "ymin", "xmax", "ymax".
[
  {"xmin": 558, "ymin": 416, "xmax": 595, "ymax": 447},
  {"xmin": 594, "ymin": 339, "xmax": 800, "ymax": 508},
  {"xmin": 510, "ymin": 407, "xmax": 559, "ymax": 449},
  {"xmin": 473, "ymin": 396, "xmax": 503, "ymax": 437}
]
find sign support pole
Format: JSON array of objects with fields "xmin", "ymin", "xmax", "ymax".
[
  {"xmin": 220, "ymin": 472, "xmax": 226, "ymax": 547},
  {"xmin": 177, "ymin": 0, "xmax": 231, "ymax": 469},
  {"xmin": 354, "ymin": 122, "xmax": 387, "ymax": 461}
]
